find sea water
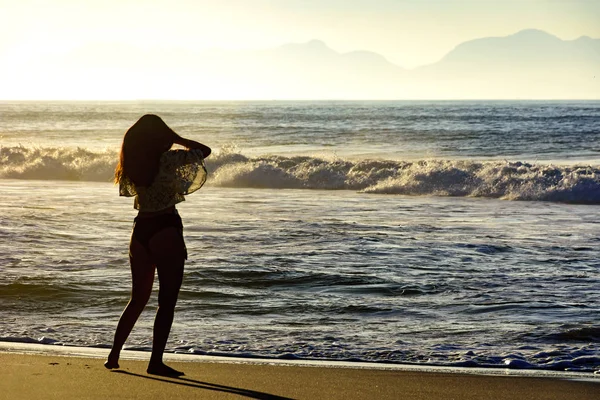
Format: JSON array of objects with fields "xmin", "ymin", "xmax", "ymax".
[{"xmin": 1, "ymin": 101, "xmax": 599, "ymax": 373}]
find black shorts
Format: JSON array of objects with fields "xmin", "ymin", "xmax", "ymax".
[{"xmin": 132, "ymin": 211, "xmax": 187, "ymax": 260}]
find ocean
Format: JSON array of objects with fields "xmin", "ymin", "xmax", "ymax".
[{"xmin": 1, "ymin": 100, "xmax": 599, "ymax": 373}]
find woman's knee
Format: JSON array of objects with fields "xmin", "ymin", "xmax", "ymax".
[
  {"xmin": 128, "ymin": 295, "xmax": 150, "ymax": 311},
  {"xmin": 157, "ymin": 293, "xmax": 178, "ymax": 310},
  {"xmin": 130, "ymin": 285, "xmax": 153, "ymax": 306}
]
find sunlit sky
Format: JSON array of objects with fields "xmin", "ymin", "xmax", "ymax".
[{"xmin": 0, "ymin": 0, "xmax": 598, "ymax": 99}]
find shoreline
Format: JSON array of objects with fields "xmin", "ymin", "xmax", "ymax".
[
  {"xmin": 1, "ymin": 341, "xmax": 598, "ymax": 382},
  {"xmin": 1, "ymin": 344, "xmax": 599, "ymax": 400}
]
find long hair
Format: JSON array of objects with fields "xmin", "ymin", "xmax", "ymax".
[{"xmin": 114, "ymin": 114, "xmax": 177, "ymax": 187}]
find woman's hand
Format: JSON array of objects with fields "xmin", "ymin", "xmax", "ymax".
[{"xmin": 174, "ymin": 136, "xmax": 212, "ymax": 158}]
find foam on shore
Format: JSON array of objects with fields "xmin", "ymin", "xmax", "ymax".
[{"xmin": 1, "ymin": 341, "xmax": 598, "ymax": 382}]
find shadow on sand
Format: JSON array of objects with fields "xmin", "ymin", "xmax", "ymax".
[{"xmin": 112, "ymin": 370, "xmax": 294, "ymax": 400}]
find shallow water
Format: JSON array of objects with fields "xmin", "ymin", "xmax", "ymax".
[{"xmin": 1, "ymin": 179, "xmax": 599, "ymax": 371}]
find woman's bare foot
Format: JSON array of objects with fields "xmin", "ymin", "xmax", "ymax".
[
  {"xmin": 147, "ymin": 362, "xmax": 184, "ymax": 377},
  {"xmin": 104, "ymin": 360, "xmax": 120, "ymax": 369},
  {"xmin": 104, "ymin": 352, "xmax": 120, "ymax": 369}
]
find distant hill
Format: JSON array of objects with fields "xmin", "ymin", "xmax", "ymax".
[
  {"xmin": 196, "ymin": 39, "xmax": 405, "ymax": 99},
  {"xmin": 3, "ymin": 29, "xmax": 599, "ymax": 99},
  {"xmin": 436, "ymin": 29, "xmax": 600, "ymax": 66},
  {"xmin": 414, "ymin": 29, "xmax": 600, "ymax": 99}
]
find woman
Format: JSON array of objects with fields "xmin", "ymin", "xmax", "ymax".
[{"xmin": 105, "ymin": 114, "xmax": 211, "ymax": 377}]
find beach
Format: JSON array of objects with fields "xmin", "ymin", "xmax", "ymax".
[{"xmin": 1, "ymin": 345, "xmax": 599, "ymax": 400}]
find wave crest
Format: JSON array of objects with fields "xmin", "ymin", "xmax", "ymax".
[
  {"xmin": 0, "ymin": 146, "xmax": 117, "ymax": 182},
  {"xmin": 1, "ymin": 146, "xmax": 599, "ymax": 204}
]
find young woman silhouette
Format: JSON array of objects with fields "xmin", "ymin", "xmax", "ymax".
[{"xmin": 105, "ymin": 114, "xmax": 211, "ymax": 377}]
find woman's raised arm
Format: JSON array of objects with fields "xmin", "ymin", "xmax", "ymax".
[{"xmin": 174, "ymin": 136, "xmax": 211, "ymax": 158}]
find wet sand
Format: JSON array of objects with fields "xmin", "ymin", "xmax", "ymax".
[{"xmin": 1, "ymin": 352, "xmax": 599, "ymax": 400}]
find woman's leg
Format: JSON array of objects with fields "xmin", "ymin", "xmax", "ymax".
[
  {"xmin": 105, "ymin": 237, "xmax": 155, "ymax": 369},
  {"xmin": 146, "ymin": 226, "xmax": 187, "ymax": 376}
]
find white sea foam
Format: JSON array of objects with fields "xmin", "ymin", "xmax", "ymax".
[
  {"xmin": 1, "ymin": 342, "xmax": 599, "ymax": 381},
  {"xmin": 0, "ymin": 146, "xmax": 117, "ymax": 182},
  {"xmin": 1, "ymin": 146, "xmax": 599, "ymax": 203}
]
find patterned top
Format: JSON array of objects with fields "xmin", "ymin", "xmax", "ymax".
[{"xmin": 119, "ymin": 149, "xmax": 207, "ymax": 212}]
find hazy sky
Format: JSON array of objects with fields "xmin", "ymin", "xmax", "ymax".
[
  {"xmin": 1, "ymin": 0, "xmax": 598, "ymax": 68},
  {"xmin": 1, "ymin": 0, "xmax": 598, "ymax": 99}
]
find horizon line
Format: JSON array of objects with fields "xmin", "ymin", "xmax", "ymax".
[{"xmin": 2, "ymin": 98, "xmax": 599, "ymax": 102}]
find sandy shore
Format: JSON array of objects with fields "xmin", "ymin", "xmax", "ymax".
[{"xmin": 1, "ymin": 350, "xmax": 598, "ymax": 400}]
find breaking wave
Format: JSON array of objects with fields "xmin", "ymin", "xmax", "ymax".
[
  {"xmin": 1, "ymin": 145, "xmax": 599, "ymax": 204},
  {"xmin": 0, "ymin": 146, "xmax": 117, "ymax": 182}
]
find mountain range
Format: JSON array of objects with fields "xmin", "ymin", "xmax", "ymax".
[{"xmin": 6, "ymin": 29, "xmax": 600, "ymax": 99}]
